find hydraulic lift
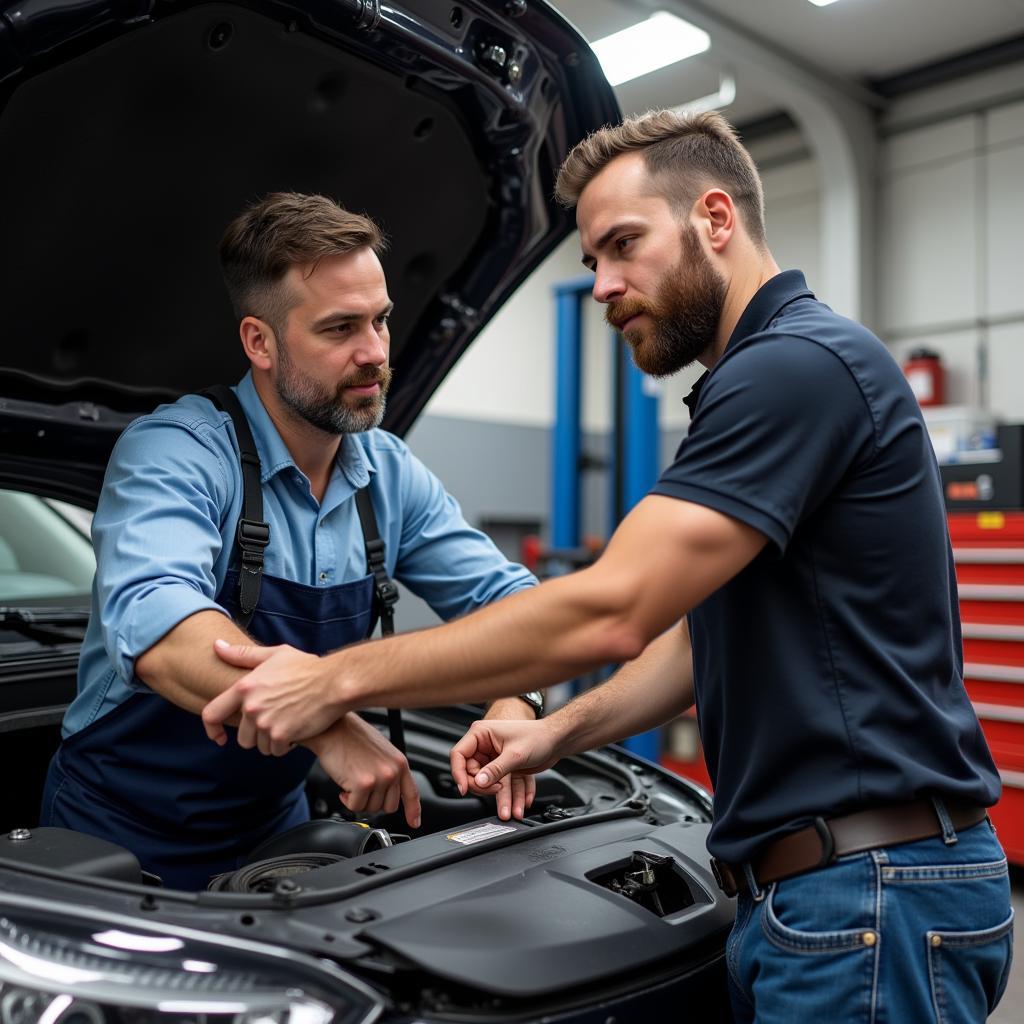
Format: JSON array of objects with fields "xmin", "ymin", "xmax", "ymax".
[{"xmin": 547, "ymin": 276, "xmax": 661, "ymax": 761}]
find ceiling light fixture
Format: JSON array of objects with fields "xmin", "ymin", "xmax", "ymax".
[
  {"xmin": 806, "ymin": 0, "xmax": 842, "ymax": 6},
  {"xmin": 672, "ymin": 72, "xmax": 736, "ymax": 116},
  {"xmin": 591, "ymin": 12, "xmax": 711, "ymax": 87}
]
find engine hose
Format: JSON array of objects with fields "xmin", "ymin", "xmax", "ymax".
[{"xmin": 208, "ymin": 853, "xmax": 346, "ymax": 893}]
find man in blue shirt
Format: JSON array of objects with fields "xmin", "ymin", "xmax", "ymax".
[
  {"xmin": 41, "ymin": 192, "xmax": 538, "ymax": 890},
  {"xmin": 206, "ymin": 117, "xmax": 1012, "ymax": 1021}
]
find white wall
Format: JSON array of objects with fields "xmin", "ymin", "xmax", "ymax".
[
  {"xmin": 880, "ymin": 93, "xmax": 1024, "ymax": 419},
  {"xmin": 424, "ymin": 60, "xmax": 1024, "ymax": 436},
  {"xmin": 767, "ymin": 76, "xmax": 1024, "ymax": 419}
]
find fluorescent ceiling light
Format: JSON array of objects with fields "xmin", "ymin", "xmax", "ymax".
[
  {"xmin": 591, "ymin": 12, "xmax": 711, "ymax": 87},
  {"xmin": 806, "ymin": 0, "xmax": 842, "ymax": 5}
]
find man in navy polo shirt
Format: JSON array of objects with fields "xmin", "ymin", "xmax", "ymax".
[{"xmin": 205, "ymin": 112, "xmax": 1012, "ymax": 1021}]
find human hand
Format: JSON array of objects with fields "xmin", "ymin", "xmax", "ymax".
[
  {"xmin": 475, "ymin": 699, "xmax": 541, "ymax": 820},
  {"xmin": 202, "ymin": 640, "xmax": 342, "ymax": 754},
  {"xmin": 310, "ymin": 715, "xmax": 421, "ymax": 830},
  {"xmin": 450, "ymin": 717, "xmax": 562, "ymax": 806}
]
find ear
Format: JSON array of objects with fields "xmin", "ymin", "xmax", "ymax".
[
  {"xmin": 696, "ymin": 189, "xmax": 736, "ymax": 255},
  {"xmin": 239, "ymin": 316, "xmax": 275, "ymax": 371}
]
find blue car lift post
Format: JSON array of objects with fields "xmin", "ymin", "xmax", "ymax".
[{"xmin": 552, "ymin": 277, "xmax": 661, "ymax": 761}]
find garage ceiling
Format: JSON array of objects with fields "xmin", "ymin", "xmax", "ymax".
[{"xmin": 551, "ymin": 0, "xmax": 1024, "ymax": 127}]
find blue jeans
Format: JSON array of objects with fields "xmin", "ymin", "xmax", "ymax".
[{"xmin": 726, "ymin": 819, "xmax": 1014, "ymax": 1022}]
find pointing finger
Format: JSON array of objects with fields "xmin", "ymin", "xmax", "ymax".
[{"xmin": 400, "ymin": 766, "xmax": 422, "ymax": 830}]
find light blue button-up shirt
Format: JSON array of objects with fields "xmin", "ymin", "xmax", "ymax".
[{"xmin": 65, "ymin": 372, "xmax": 536, "ymax": 737}]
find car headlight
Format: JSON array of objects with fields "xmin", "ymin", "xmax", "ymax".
[{"xmin": 0, "ymin": 896, "xmax": 381, "ymax": 1024}]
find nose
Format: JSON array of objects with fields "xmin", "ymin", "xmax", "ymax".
[
  {"xmin": 353, "ymin": 324, "xmax": 389, "ymax": 367},
  {"xmin": 592, "ymin": 264, "xmax": 625, "ymax": 305}
]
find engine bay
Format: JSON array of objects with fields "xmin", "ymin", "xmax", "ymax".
[{"xmin": 0, "ymin": 713, "xmax": 732, "ymax": 1018}]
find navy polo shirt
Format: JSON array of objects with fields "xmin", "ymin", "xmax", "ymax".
[{"xmin": 652, "ymin": 270, "xmax": 1000, "ymax": 865}]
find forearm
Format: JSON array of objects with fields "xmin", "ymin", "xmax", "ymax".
[
  {"xmin": 203, "ymin": 497, "xmax": 762, "ymax": 747},
  {"xmin": 448, "ymin": 621, "xmax": 694, "ymax": 796},
  {"xmin": 301, "ymin": 716, "xmax": 352, "ymax": 757},
  {"xmin": 546, "ymin": 620, "xmax": 694, "ymax": 756},
  {"xmin": 335, "ymin": 497, "xmax": 762, "ymax": 716},
  {"xmin": 337, "ymin": 564, "xmax": 643, "ymax": 712},
  {"xmin": 135, "ymin": 609, "xmax": 252, "ymax": 712}
]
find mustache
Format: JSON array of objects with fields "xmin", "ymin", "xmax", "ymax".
[
  {"xmin": 338, "ymin": 366, "xmax": 393, "ymax": 390},
  {"xmin": 604, "ymin": 298, "xmax": 656, "ymax": 331}
]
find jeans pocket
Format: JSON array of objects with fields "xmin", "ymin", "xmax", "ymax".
[
  {"xmin": 762, "ymin": 870, "xmax": 878, "ymax": 954},
  {"xmin": 754, "ymin": 877, "xmax": 879, "ymax": 1023},
  {"xmin": 927, "ymin": 909, "xmax": 1014, "ymax": 1024},
  {"xmin": 762, "ymin": 889, "xmax": 876, "ymax": 953}
]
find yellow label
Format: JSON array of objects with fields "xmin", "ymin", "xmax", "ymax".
[{"xmin": 977, "ymin": 512, "xmax": 1006, "ymax": 530}]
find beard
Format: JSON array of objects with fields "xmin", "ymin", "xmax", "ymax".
[
  {"xmin": 605, "ymin": 224, "xmax": 727, "ymax": 378},
  {"xmin": 275, "ymin": 340, "xmax": 392, "ymax": 435}
]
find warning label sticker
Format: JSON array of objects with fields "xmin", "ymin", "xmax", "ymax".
[{"xmin": 446, "ymin": 822, "xmax": 517, "ymax": 845}]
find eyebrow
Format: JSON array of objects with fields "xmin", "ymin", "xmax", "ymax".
[
  {"xmin": 311, "ymin": 301, "xmax": 394, "ymax": 331},
  {"xmin": 580, "ymin": 222, "xmax": 644, "ymax": 270}
]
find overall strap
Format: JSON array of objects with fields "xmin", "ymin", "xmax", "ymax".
[
  {"xmin": 201, "ymin": 385, "xmax": 270, "ymax": 631},
  {"xmin": 354, "ymin": 486, "xmax": 405, "ymax": 755}
]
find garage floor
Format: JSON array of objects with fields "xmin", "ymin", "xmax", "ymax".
[{"xmin": 991, "ymin": 867, "xmax": 1023, "ymax": 1024}]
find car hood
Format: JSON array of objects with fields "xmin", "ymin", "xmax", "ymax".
[{"xmin": 0, "ymin": 0, "xmax": 618, "ymax": 504}]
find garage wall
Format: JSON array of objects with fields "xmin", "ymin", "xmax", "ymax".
[
  {"xmin": 881, "ymin": 88, "xmax": 1024, "ymax": 417},
  {"xmin": 736, "ymin": 69, "xmax": 1024, "ymax": 421}
]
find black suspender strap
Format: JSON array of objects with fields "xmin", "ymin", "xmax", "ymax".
[
  {"xmin": 201, "ymin": 385, "xmax": 270, "ymax": 631},
  {"xmin": 201, "ymin": 386, "xmax": 403, "ymax": 754},
  {"xmin": 354, "ymin": 488, "xmax": 400, "ymax": 637},
  {"xmin": 354, "ymin": 487, "xmax": 405, "ymax": 755}
]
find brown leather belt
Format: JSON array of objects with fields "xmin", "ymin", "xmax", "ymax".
[{"xmin": 711, "ymin": 798, "xmax": 988, "ymax": 898}]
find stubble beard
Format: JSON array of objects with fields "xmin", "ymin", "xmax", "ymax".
[
  {"xmin": 605, "ymin": 225, "xmax": 728, "ymax": 378},
  {"xmin": 275, "ymin": 337, "xmax": 392, "ymax": 436}
]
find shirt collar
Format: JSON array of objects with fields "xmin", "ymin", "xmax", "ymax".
[
  {"xmin": 682, "ymin": 270, "xmax": 814, "ymax": 414},
  {"xmin": 725, "ymin": 269, "xmax": 814, "ymax": 352},
  {"xmin": 234, "ymin": 371, "xmax": 374, "ymax": 490}
]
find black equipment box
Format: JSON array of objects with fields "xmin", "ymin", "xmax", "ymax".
[{"xmin": 941, "ymin": 424, "xmax": 1024, "ymax": 511}]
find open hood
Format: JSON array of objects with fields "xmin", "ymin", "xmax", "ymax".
[{"xmin": 0, "ymin": 0, "xmax": 618, "ymax": 502}]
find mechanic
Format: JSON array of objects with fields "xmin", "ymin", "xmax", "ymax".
[
  {"xmin": 40, "ymin": 192, "xmax": 542, "ymax": 890},
  {"xmin": 203, "ymin": 116, "xmax": 1011, "ymax": 1021}
]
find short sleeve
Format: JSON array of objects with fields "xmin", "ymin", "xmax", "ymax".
[{"xmin": 652, "ymin": 337, "xmax": 876, "ymax": 552}]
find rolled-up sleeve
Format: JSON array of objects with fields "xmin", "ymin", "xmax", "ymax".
[
  {"xmin": 94, "ymin": 414, "xmax": 233, "ymax": 684},
  {"xmin": 391, "ymin": 446, "xmax": 536, "ymax": 621}
]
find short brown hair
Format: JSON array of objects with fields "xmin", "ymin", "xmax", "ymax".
[
  {"xmin": 219, "ymin": 192, "xmax": 387, "ymax": 332},
  {"xmin": 555, "ymin": 109, "xmax": 766, "ymax": 245}
]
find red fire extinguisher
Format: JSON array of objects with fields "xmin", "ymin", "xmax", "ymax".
[{"xmin": 902, "ymin": 348, "xmax": 945, "ymax": 407}]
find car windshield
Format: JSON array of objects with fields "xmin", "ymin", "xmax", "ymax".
[{"xmin": 0, "ymin": 489, "xmax": 95, "ymax": 607}]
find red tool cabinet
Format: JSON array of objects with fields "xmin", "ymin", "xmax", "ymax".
[
  {"xmin": 949, "ymin": 510, "xmax": 1024, "ymax": 865},
  {"xmin": 662, "ymin": 509, "xmax": 1024, "ymax": 865}
]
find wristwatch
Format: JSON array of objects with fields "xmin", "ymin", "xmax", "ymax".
[{"xmin": 517, "ymin": 690, "xmax": 545, "ymax": 718}]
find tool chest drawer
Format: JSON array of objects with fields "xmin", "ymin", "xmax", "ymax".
[{"xmin": 950, "ymin": 511, "xmax": 1024, "ymax": 864}]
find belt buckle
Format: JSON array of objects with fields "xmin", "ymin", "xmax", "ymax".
[
  {"xmin": 813, "ymin": 816, "xmax": 836, "ymax": 867},
  {"xmin": 710, "ymin": 857, "xmax": 738, "ymax": 898}
]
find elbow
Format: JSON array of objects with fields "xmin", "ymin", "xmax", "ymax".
[
  {"xmin": 601, "ymin": 623, "xmax": 648, "ymax": 665},
  {"xmin": 573, "ymin": 568, "xmax": 654, "ymax": 665},
  {"xmin": 135, "ymin": 630, "xmax": 177, "ymax": 690},
  {"xmin": 133, "ymin": 644, "xmax": 162, "ymax": 688}
]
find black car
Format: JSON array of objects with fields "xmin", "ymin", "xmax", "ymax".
[{"xmin": 0, "ymin": 0, "xmax": 735, "ymax": 1019}]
